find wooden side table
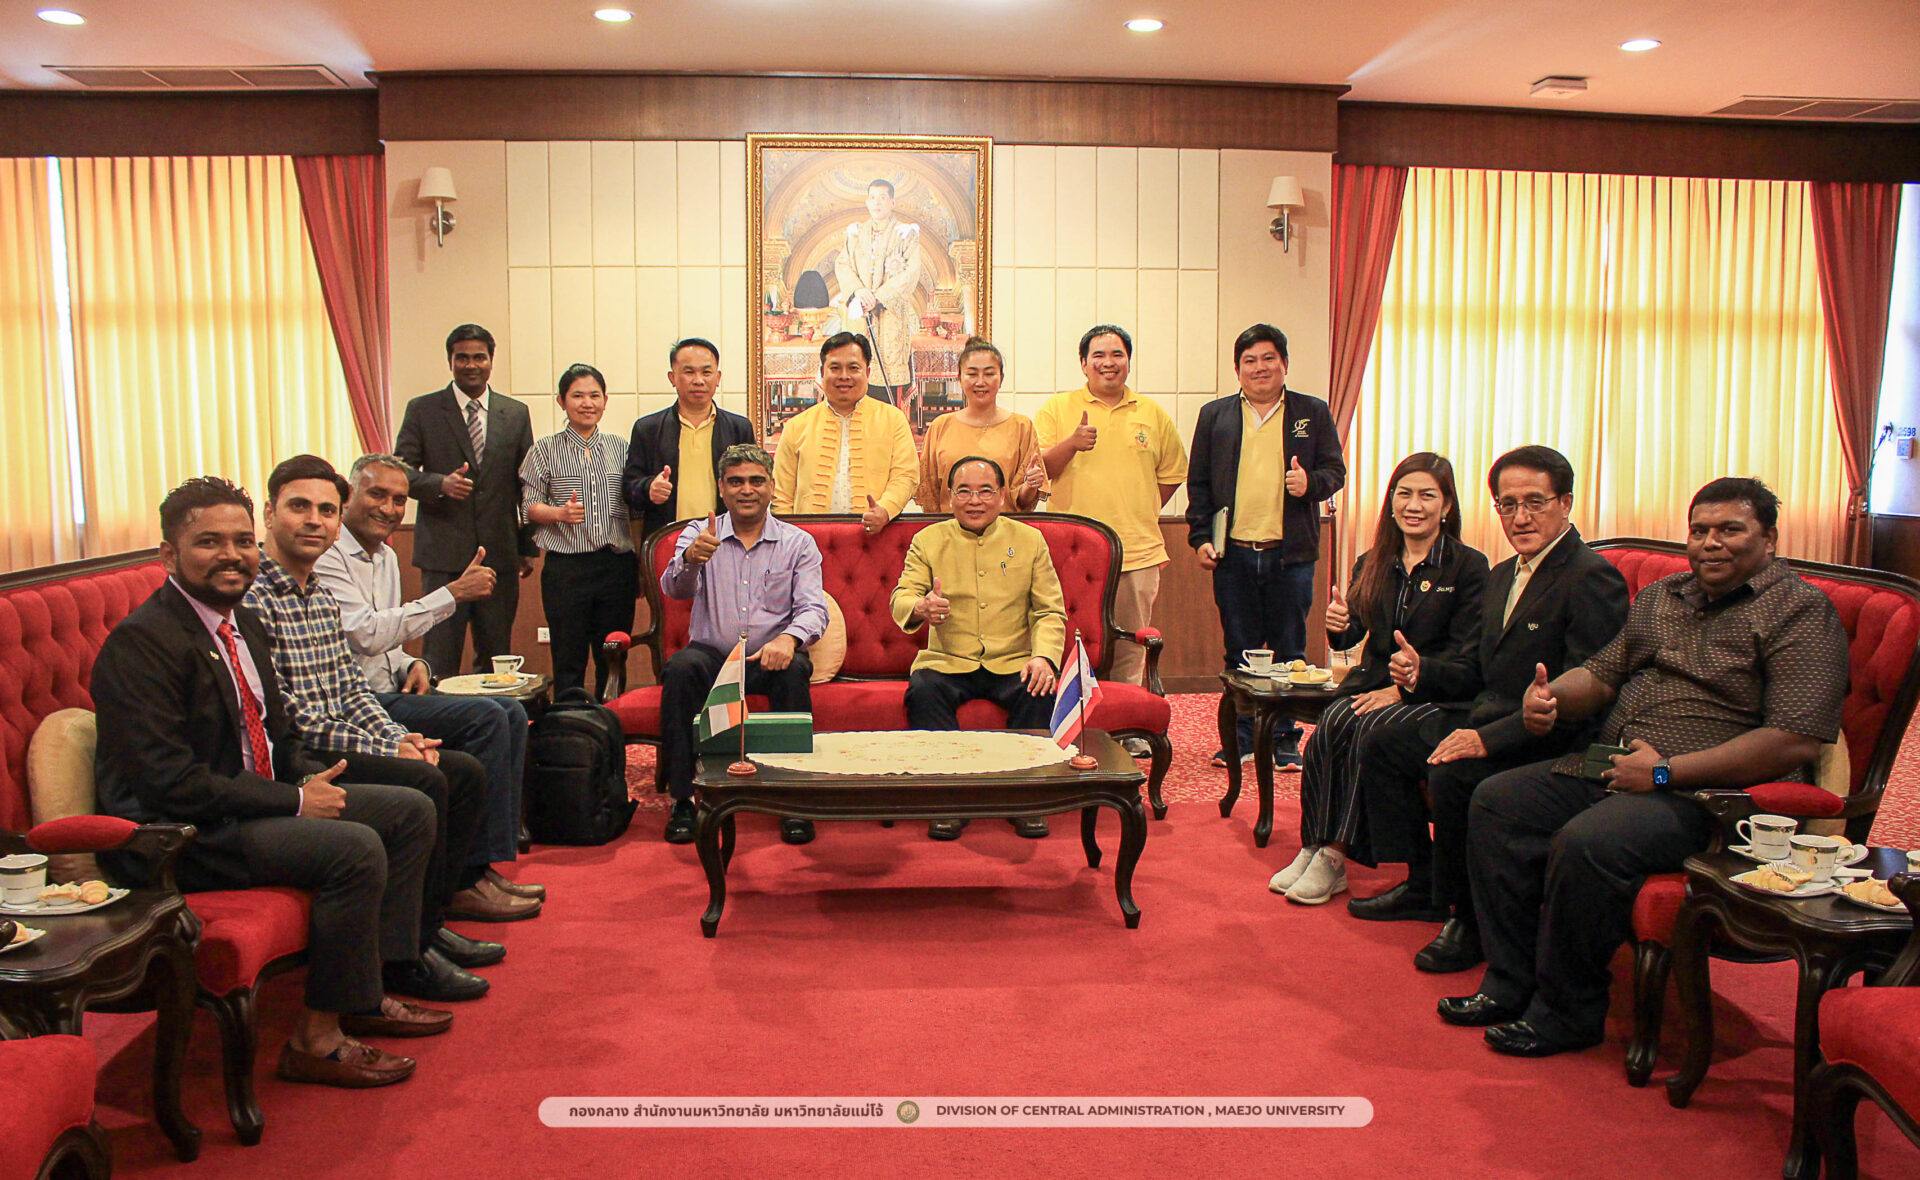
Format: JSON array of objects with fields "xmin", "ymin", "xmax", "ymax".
[
  {"xmin": 1215, "ymin": 670, "xmax": 1338, "ymax": 847},
  {"xmin": 1665, "ymin": 847, "xmax": 1913, "ymax": 1180}
]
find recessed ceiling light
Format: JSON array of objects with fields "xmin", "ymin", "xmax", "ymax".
[
  {"xmin": 37, "ymin": 9, "xmax": 86, "ymax": 25},
  {"xmin": 1620, "ymin": 38, "xmax": 1661, "ymax": 52},
  {"xmin": 1125, "ymin": 18, "xmax": 1164, "ymax": 33},
  {"xmin": 594, "ymin": 8, "xmax": 633, "ymax": 22}
]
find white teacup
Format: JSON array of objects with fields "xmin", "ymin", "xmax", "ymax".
[
  {"xmin": 0, "ymin": 853, "xmax": 49, "ymax": 906},
  {"xmin": 491, "ymin": 655, "xmax": 525, "ymax": 677},
  {"xmin": 1243, "ymin": 649, "xmax": 1274, "ymax": 673},
  {"xmin": 1789, "ymin": 834, "xmax": 1845, "ymax": 883},
  {"xmin": 1736, "ymin": 814, "xmax": 1798, "ymax": 861}
]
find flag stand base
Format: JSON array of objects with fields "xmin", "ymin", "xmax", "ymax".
[
  {"xmin": 726, "ymin": 760, "xmax": 757, "ymax": 777},
  {"xmin": 1069, "ymin": 754, "xmax": 1097, "ymax": 770}
]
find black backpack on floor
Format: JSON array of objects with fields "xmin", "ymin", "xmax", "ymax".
[{"xmin": 525, "ymin": 688, "xmax": 636, "ymax": 845}]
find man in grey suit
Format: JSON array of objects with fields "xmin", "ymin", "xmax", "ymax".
[{"xmin": 395, "ymin": 324, "xmax": 539, "ymax": 677}]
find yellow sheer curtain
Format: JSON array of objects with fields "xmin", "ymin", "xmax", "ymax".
[
  {"xmin": 1347, "ymin": 168, "xmax": 1842, "ymax": 567},
  {"xmin": 60, "ymin": 156, "xmax": 358, "ymax": 555},
  {"xmin": 0, "ymin": 158, "xmax": 71, "ymax": 573}
]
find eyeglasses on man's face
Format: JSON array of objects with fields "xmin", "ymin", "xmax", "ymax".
[
  {"xmin": 951, "ymin": 487, "xmax": 1002, "ymax": 503},
  {"xmin": 1492, "ymin": 494, "xmax": 1562, "ymax": 517}
]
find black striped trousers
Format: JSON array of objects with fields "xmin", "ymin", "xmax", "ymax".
[{"xmin": 1297, "ymin": 696, "xmax": 1442, "ymax": 861}]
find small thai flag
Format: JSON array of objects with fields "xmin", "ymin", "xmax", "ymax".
[{"xmin": 1048, "ymin": 634, "xmax": 1102, "ymax": 748}]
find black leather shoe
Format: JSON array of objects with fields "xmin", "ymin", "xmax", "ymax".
[
  {"xmin": 1010, "ymin": 818, "xmax": 1050, "ymax": 839},
  {"xmin": 1437, "ymin": 992, "xmax": 1523, "ymax": 1028},
  {"xmin": 781, "ymin": 818, "xmax": 815, "ymax": 845},
  {"xmin": 1415, "ymin": 919, "xmax": 1485, "ymax": 973},
  {"xmin": 383, "ymin": 948, "xmax": 490, "ymax": 1002},
  {"xmin": 928, "ymin": 819, "xmax": 967, "ymax": 841},
  {"xmin": 664, "ymin": 801, "xmax": 696, "ymax": 845},
  {"xmin": 432, "ymin": 927, "xmax": 505, "ymax": 969},
  {"xmin": 1346, "ymin": 880, "xmax": 1447, "ymax": 923},
  {"xmin": 1485, "ymin": 1020, "xmax": 1603, "ymax": 1058}
]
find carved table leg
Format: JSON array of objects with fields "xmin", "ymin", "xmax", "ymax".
[
  {"xmin": 719, "ymin": 811, "xmax": 737, "ymax": 872},
  {"xmin": 1783, "ymin": 949, "xmax": 1855, "ymax": 1180},
  {"xmin": 1081, "ymin": 805, "xmax": 1101, "ymax": 869},
  {"xmin": 1252, "ymin": 707, "xmax": 1278, "ymax": 848},
  {"xmin": 1113, "ymin": 795, "xmax": 1147, "ymax": 929},
  {"xmin": 1217, "ymin": 689, "xmax": 1241, "ymax": 818},
  {"xmin": 151, "ymin": 930, "xmax": 203, "ymax": 1161},
  {"xmin": 1666, "ymin": 897, "xmax": 1722, "ymax": 1109},
  {"xmin": 696, "ymin": 804, "xmax": 730, "ymax": 938}
]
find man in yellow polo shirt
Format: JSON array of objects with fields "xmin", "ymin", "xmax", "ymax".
[
  {"xmin": 772, "ymin": 332, "xmax": 919, "ymax": 535},
  {"xmin": 893, "ymin": 456, "xmax": 1067, "ymax": 839},
  {"xmin": 1187, "ymin": 323, "xmax": 1346, "ymax": 769},
  {"xmin": 1035, "ymin": 324, "xmax": 1188, "ymax": 704}
]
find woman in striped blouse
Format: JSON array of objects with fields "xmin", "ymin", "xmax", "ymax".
[{"xmin": 520, "ymin": 362, "xmax": 637, "ymax": 695}]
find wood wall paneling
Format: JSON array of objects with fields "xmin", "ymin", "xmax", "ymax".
[{"xmin": 0, "ymin": 91, "xmax": 380, "ymax": 157}]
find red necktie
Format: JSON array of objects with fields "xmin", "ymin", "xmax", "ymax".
[{"xmin": 217, "ymin": 620, "xmax": 275, "ymax": 777}]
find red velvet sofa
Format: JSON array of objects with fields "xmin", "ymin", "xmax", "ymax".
[
  {"xmin": 602, "ymin": 513, "xmax": 1175, "ymax": 817},
  {"xmin": 0, "ymin": 553, "xmax": 311, "ymax": 1146},
  {"xmin": 1590, "ymin": 539, "xmax": 1920, "ymax": 1087},
  {"xmin": 1808, "ymin": 872, "xmax": 1920, "ymax": 1179},
  {"xmin": 0, "ymin": 1031, "xmax": 109, "ymax": 1180}
]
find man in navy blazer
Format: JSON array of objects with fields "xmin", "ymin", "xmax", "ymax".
[
  {"xmin": 622, "ymin": 337, "xmax": 757, "ymax": 543},
  {"xmin": 1186, "ymin": 324, "xmax": 1345, "ymax": 766},
  {"xmin": 394, "ymin": 324, "xmax": 538, "ymax": 678}
]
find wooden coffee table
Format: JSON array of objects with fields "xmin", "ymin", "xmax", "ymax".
[
  {"xmin": 1665, "ymin": 846, "xmax": 1914, "ymax": 1180},
  {"xmin": 691, "ymin": 728, "xmax": 1148, "ymax": 936},
  {"xmin": 1216, "ymin": 670, "xmax": 1339, "ymax": 847}
]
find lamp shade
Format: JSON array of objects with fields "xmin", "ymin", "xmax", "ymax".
[
  {"xmin": 1266, "ymin": 175, "xmax": 1304, "ymax": 210},
  {"xmin": 419, "ymin": 167, "xmax": 458, "ymax": 203}
]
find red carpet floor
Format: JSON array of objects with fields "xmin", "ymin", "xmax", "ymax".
[{"xmin": 89, "ymin": 694, "xmax": 1920, "ymax": 1179}]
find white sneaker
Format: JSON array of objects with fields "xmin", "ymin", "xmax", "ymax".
[
  {"xmin": 1285, "ymin": 848, "xmax": 1349, "ymax": 905},
  {"xmin": 1268, "ymin": 847, "xmax": 1319, "ymax": 894}
]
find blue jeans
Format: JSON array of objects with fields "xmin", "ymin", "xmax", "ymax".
[
  {"xmin": 1213, "ymin": 544, "xmax": 1316, "ymax": 749},
  {"xmin": 377, "ymin": 691, "xmax": 528, "ymax": 867}
]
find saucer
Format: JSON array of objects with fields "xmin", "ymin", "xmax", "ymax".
[
  {"xmin": 1731, "ymin": 869, "xmax": 1837, "ymax": 899},
  {"xmin": 1730, "ymin": 843, "xmax": 1867, "ymax": 868}
]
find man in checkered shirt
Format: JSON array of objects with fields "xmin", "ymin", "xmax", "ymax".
[{"xmin": 244, "ymin": 455, "xmax": 498, "ymax": 1005}]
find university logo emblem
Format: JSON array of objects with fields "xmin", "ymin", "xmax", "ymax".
[
  {"xmin": 1419, "ymin": 579, "xmax": 1432, "ymax": 592},
  {"xmin": 1292, "ymin": 418, "xmax": 1309, "ymax": 437}
]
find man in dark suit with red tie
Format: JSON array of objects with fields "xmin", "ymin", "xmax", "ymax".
[
  {"xmin": 395, "ymin": 324, "xmax": 539, "ymax": 678},
  {"xmin": 92, "ymin": 477, "xmax": 453, "ymax": 1089}
]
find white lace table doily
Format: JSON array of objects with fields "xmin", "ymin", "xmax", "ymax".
[{"xmin": 751, "ymin": 730, "xmax": 1078, "ymax": 776}]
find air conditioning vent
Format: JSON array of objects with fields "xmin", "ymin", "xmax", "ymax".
[
  {"xmin": 1710, "ymin": 95, "xmax": 1920, "ymax": 122},
  {"xmin": 48, "ymin": 64, "xmax": 349, "ymax": 90}
]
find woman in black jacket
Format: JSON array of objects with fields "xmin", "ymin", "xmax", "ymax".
[{"xmin": 1271, "ymin": 452, "xmax": 1489, "ymax": 905}]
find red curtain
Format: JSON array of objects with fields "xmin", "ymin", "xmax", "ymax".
[
  {"xmin": 1328, "ymin": 164, "xmax": 1409, "ymax": 443},
  {"xmin": 1809, "ymin": 182, "xmax": 1904, "ymax": 566},
  {"xmin": 293, "ymin": 154, "xmax": 391, "ymax": 451}
]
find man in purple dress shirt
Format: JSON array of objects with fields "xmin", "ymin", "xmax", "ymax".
[{"xmin": 658, "ymin": 443, "xmax": 829, "ymax": 845}]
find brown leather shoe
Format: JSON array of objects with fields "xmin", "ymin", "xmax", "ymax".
[
  {"xmin": 339, "ymin": 997, "xmax": 454, "ymax": 1039},
  {"xmin": 445, "ymin": 878, "xmax": 542, "ymax": 922},
  {"xmin": 485, "ymin": 866, "xmax": 545, "ymax": 901},
  {"xmin": 277, "ymin": 1038, "xmax": 416, "ymax": 1087}
]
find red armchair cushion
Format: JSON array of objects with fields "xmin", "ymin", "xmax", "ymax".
[
  {"xmin": 186, "ymin": 887, "xmax": 312, "ymax": 996},
  {"xmin": 1745, "ymin": 781, "xmax": 1846, "ymax": 818},
  {"xmin": 1820, "ymin": 986, "xmax": 1920, "ymax": 1118},
  {"xmin": 1092, "ymin": 682, "xmax": 1173, "ymax": 733},
  {"xmin": 1631, "ymin": 873, "xmax": 1689, "ymax": 946},
  {"xmin": 0, "ymin": 1034, "xmax": 96, "ymax": 1180},
  {"xmin": 26, "ymin": 814, "xmax": 138, "ymax": 853}
]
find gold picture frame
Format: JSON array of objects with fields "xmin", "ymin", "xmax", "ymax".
[{"xmin": 746, "ymin": 133, "xmax": 992, "ymax": 441}]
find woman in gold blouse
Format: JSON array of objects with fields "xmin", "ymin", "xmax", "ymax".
[{"xmin": 917, "ymin": 337, "xmax": 1046, "ymax": 513}]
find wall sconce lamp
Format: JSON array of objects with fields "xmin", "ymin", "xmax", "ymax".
[
  {"xmin": 419, "ymin": 167, "xmax": 458, "ymax": 247},
  {"xmin": 1267, "ymin": 176, "xmax": 1305, "ymax": 252}
]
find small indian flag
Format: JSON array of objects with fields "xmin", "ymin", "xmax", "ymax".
[{"xmin": 697, "ymin": 639, "xmax": 748, "ymax": 742}]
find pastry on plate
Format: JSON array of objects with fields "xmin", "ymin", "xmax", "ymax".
[
  {"xmin": 37, "ymin": 882, "xmax": 82, "ymax": 903},
  {"xmin": 1748, "ymin": 864, "xmax": 1811, "ymax": 893},
  {"xmin": 79, "ymin": 880, "xmax": 111, "ymax": 905},
  {"xmin": 1842, "ymin": 879, "xmax": 1901, "ymax": 908}
]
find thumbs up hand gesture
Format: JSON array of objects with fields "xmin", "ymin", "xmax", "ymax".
[
  {"xmin": 686, "ymin": 512, "xmax": 721, "ymax": 567},
  {"xmin": 1324, "ymin": 581, "xmax": 1350, "ymax": 634},
  {"xmin": 918, "ymin": 575, "xmax": 950, "ymax": 625},
  {"xmin": 1022, "ymin": 453, "xmax": 1046, "ymax": 494},
  {"xmin": 1388, "ymin": 629, "xmax": 1420, "ymax": 691},
  {"xmin": 561, "ymin": 491, "xmax": 586, "ymax": 524},
  {"xmin": 1069, "ymin": 410, "xmax": 1098, "ymax": 452},
  {"xmin": 448, "ymin": 546, "xmax": 496, "ymax": 602},
  {"xmin": 1522, "ymin": 663, "xmax": 1559, "ymax": 735},
  {"xmin": 1285, "ymin": 455, "xmax": 1308, "ymax": 497},
  {"xmin": 649, "ymin": 464, "xmax": 674, "ymax": 505},
  {"xmin": 862, "ymin": 494, "xmax": 890, "ymax": 536},
  {"xmin": 442, "ymin": 462, "xmax": 474, "ymax": 500}
]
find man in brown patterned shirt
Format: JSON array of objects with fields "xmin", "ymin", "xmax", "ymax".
[{"xmin": 1437, "ymin": 477, "xmax": 1849, "ymax": 1057}]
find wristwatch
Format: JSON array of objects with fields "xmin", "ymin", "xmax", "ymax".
[{"xmin": 1651, "ymin": 758, "xmax": 1672, "ymax": 789}]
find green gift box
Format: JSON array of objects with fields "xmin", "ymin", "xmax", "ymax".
[{"xmin": 698, "ymin": 712, "xmax": 815, "ymax": 754}]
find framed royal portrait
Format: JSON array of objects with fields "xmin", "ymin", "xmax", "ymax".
[{"xmin": 746, "ymin": 133, "xmax": 992, "ymax": 442}]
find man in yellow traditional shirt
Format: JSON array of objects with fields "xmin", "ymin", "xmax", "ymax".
[
  {"xmin": 1035, "ymin": 324, "xmax": 1188, "ymax": 709},
  {"xmin": 893, "ymin": 456, "xmax": 1067, "ymax": 840},
  {"xmin": 772, "ymin": 332, "xmax": 919, "ymax": 535}
]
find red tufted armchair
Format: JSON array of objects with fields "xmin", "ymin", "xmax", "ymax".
[
  {"xmin": 601, "ymin": 513, "xmax": 1175, "ymax": 817},
  {"xmin": 1592, "ymin": 540, "xmax": 1920, "ymax": 1087},
  {"xmin": 0, "ymin": 1029, "xmax": 110, "ymax": 1180}
]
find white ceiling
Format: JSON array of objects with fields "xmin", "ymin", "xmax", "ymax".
[{"xmin": 3, "ymin": 0, "xmax": 1917, "ymax": 119}]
